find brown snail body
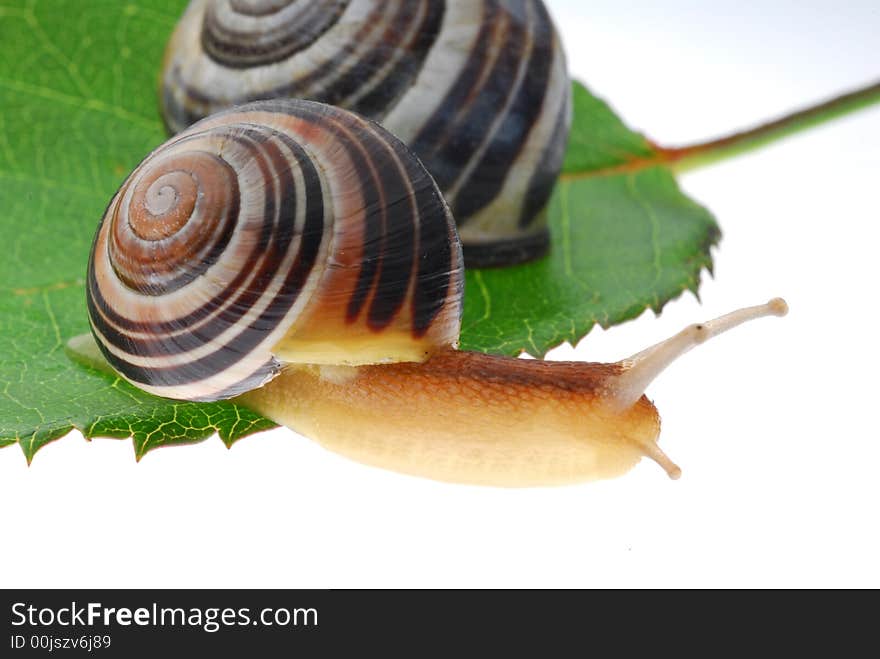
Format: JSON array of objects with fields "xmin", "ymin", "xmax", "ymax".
[
  {"xmin": 241, "ymin": 355, "xmax": 665, "ymax": 486},
  {"xmin": 160, "ymin": 0, "xmax": 573, "ymax": 267},
  {"xmin": 71, "ymin": 99, "xmax": 787, "ymax": 486}
]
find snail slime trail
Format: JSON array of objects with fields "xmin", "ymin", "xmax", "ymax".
[
  {"xmin": 160, "ymin": 0, "xmax": 573, "ymax": 267},
  {"xmin": 69, "ymin": 97, "xmax": 788, "ymax": 486}
]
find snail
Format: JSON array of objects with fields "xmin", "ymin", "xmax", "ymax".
[
  {"xmin": 159, "ymin": 0, "xmax": 573, "ymax": 268},
  {"xmin": 68, "ymin": 99, "xmax": 787, "ymax": 487}
]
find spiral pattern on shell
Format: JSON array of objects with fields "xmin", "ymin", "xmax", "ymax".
[
  {"xmin": 87, "ymin": 99, "xmax": 463, "ymax": 401},
  {"xmin": 161, "ymin": 0, "xmax": 572, "ymax": 267}
]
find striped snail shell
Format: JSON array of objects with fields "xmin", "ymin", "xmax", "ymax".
[
  {"xmin": 160, "ymin": 0, "xmax": 572, "ymax": 267},
  {"xmin": 87, "ymin": 99, "xmax": 463, "ymax": 402}
]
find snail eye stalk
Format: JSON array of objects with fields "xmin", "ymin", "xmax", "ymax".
[{"xmin": 605, "ymin": 298, "xmax": 789, "ymax": 412}]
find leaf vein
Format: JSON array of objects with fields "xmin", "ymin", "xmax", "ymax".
[{"xmin": 0, "ymin": 76, "xmax": 157, "ymax": 132}]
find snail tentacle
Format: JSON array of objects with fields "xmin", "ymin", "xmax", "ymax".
[{"xmin": 606, "ymin": 298, "xmax": 790, "ymax": 412}]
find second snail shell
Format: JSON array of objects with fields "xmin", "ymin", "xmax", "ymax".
[{"xmin": 160, "ymin": 0, "xmax": 573, "ymax": 267}]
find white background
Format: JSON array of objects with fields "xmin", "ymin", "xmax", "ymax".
[{"xmin": 2, "ymin": 0, "xmax": 878, "ymax": 588}]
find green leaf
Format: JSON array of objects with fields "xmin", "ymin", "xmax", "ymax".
[
  {"xmin": 0, "ymin": 1, "xmax": 718, "ymax": 459},
  {"xmin": 5, "ymin": 1, "xmax": 871, "ymax": 460},
  {"xmin": 460, "ymin": 165, "xmax": 718, "ymax": 354}
]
